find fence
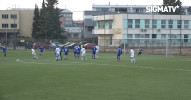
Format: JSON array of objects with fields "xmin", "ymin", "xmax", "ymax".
[{"xmin": 1, "ymin": 38, "xmax": 191, "ymax": 56}]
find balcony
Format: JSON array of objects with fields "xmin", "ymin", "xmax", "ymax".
[
  {"xmin": 95, "ymin": 15, "xmax": 114, "ymax": 21},
  {"xmin": 93, "ymin": 29, "xmax": 115, "ymax": 34}
]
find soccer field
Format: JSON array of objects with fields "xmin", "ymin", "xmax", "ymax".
[{"xmin": 0, "ymin": 50, "xmax": 191, "ymax": 100}]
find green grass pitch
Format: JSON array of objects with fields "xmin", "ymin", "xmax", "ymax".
[{"xmin": 0, "ymin": 50, "xmax": 191, "ymax": 100}]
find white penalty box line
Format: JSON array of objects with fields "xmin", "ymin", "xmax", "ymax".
[{"xmin": 12, "ymin": 58, "xmax": 191, "ymax": 72}]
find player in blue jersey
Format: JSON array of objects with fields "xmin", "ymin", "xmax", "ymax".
[
  {"xmin": 92, "ymin": 46, "xmax": 97, "ymax": 59},
  {"xmin": 39, "ymin": 46, "xmax": 44, "ymax": 56},
  {"xmin": 73, "ymin": 46, "xmax": 78, "ymax": 58},
  {"xmin": 117, "ymin": 46, "xmax": 122, "ymax": 62},
  {"xmin": 77, "ymin": 45, "xmax": 81, "ymax": 59},
  {"xmin": 54, "ymin": 46, "xmax": 57, "ymax": 56},
  {"xmin": 64, "ymin": 46, "xmax": 69, "ymax": 60},
  {"xmin": 60, "ymin": 46, "xmax": 63, "ymax": 60},
  {"xmin": 2, "ymin": 45, "xmax": 6, "ymax": 57}
]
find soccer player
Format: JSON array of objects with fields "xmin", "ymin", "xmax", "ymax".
[
  {"xmin": 77, "ymin": 46, "xmax": 81, "ymax": 59},
  {"xmin": 92, "ymin": 46, "xmax": 97, "ymax": 59},
  {"xmin": 95, "ymin": 45, "xmax": 100, "ymax": 59},
  {"xmin": 32, "ymin": 47, "xmax": 38, "ymax": 59},
  {"xmin": 54, "ymin": 46, "xmax": 57, "ymax": 56},
  {"xmin": 137, "ymin": 47, "xmax": 143, "ymax": 56},
  {"xmin": 39, "ymin": 46, "xmax": 44, "ymax": 56},
  {"xmin": 81, "ymin": 46, "xmax": 87, "ymax": 61},
  {"xmin": 55, "ymin": 46, "xmax": 61, "ymax": 61},
  {"xmin": 117, "ymin": 46, "xmax": 122, "ymax": 62},
  {"xmin": 73, "ymin": 46, "xmax": 78, "ymax": 58},
  {"xmin": 64, "ymin": 46, "xmax": 69, "ymax": 60},
  {"xmin": 2, "ymin": 45, "xmax": 6, "ymax": 57},
  {"xmin": 130, "ymin": 48, "xmax": 136, "ymax": 63}
]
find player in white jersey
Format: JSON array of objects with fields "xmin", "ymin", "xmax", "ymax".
[
  {"xmin": 81, "ymin": 46, "xmax": 87, "ymax": 61},
  {"xmin": 95, "ymin": 45, "xmax": 100, "ymax": 59},
  {"xmin": 32, "ymin": 47, "xmax": 38, "ymax": 59},
  {"xmin": 130, "ymin": 48, "xmax": 136, "ymax": 63},
  {"xmin": 55, "ymin": 46, "xmax": 61, "ymax": 61}
]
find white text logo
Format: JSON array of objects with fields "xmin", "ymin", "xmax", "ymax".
[{"xmin": 146, "ymin": 5, "xmax": 179, "ymax": 12}]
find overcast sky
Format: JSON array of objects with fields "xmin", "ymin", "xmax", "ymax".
[{"xmin": 0, "ymin": 0, "xmax": 190, "ymax": 20}]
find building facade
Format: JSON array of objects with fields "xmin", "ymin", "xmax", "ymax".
[
  {"xmin": 91, "ymin": 5, "xmax": 191, "ymax": 46},
  {"xmin": 60, "ymin": 9, "xmax": 73, "ymax": 27},
  {"xmin": 93, "ymin": 14, "xmax": 191, "ymax": 46},
  {"xmin": 0, "ymin": 9, "xmax": 34, "ymax": 41}
]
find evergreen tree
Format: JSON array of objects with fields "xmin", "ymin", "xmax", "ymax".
[
  {"xmin": 32, "ymin": 4, "xmax": 40, "ymax": 38},
  {"xmin": 45, "ymin": 0, "xmax": 64, "ymax": 39},
  {"xmin": 39, "ymin": 0, "xmax": 46, "ymax": 39}
]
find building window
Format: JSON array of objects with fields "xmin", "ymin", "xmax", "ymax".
[
  {"xmin": 168, "ymin": 20, "xmax": 173, "ymax": 28},
  {"xmin": 98, "ymin": 21, "xmax": 105, "ymax": 29},
  {"xmin": 152, "ymin": 20, "xmax": 157, "ymax": 28},
  {"xmin": 2, "ymin": 14, "xmax": 8, "ymax": 19},
  {"xmin": 73, "ymin": 34, "xmax": 79, "ymax": 38},
  {"xmin": 127, "ymin": 34, "xmax": 132, "ymax": 38},
  {"xmin": 140, "ymin": 34, "xmax": 145, "ymax": 38},
  {"xmin": 109, "ymin": 20, "xmax": 112, "ymax": 29},
  {"xmin": 86, "ymin": 26, "xmax": 93, "ymax": 32},
  {"xmin": 2, "ymin": 24, "xmax": 8, "ymax": 28},
  {"xmin": 135, "ymin": 19, "xmax": 140, "ymax": 28},
  {"xmin": 128, "ymin": 19, "xmax": 132, "ymax": 28},
  {"xmin": 177, "ymin": 20, "xmax": 182, "ymax": 28},
  {"xmin": 145, "ymin": 19, "xmax": 150, "ymax": 28},
  {"xmin": 11, "ymin": 24, "xmax": 17, "ymax": 28},
  {"xmin": 161, "ymin": 20, "xmax": 166, "ymax": 29},
  {"xmin": 152, "ymin": 34, "xmax": 157, "ymax": 38},
  {"xmin": 135, "ymin": 34, "xmax": 140, "ymax": 38},
  {"xmin": 184, "ymin": 34, "xmax": 188, "ymax": 42},
  {"xmin": 184, "ymin": 20, "xmax": 189, "ymax": 29},
  {"xmin": 11, "ymin": 14, "xmax": 17, "ymax": 19},
  {"xmin": 161, "ymin": 34, "xmax": 166, "ymax": 38},
  {"xmin": 96, "ymin": 8, "xmax": 102, "ymax": 11},
  {"xmin": 145, "ymin": 34, "xmax": 150, "ymax": 38},
  {"xmin": 102, "ymin": 8, "xmax": 109, "ymax": 11}
]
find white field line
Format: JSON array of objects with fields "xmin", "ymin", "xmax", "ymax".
[{"xmin": 14, "ymin": 58, "xmax": 191, "ymax": 72}]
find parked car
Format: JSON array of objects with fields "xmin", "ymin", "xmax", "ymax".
[
  {"xmin": 64, "ymin": 43, "xmax": 79, "ymax": 49},
  {"xmin": 33, "ymin": 42, "xmax": 51, "ymax": 49},
  {"xmin": 63, "ymin": 42, "xmax": 72, "ymax": 47},
  {"xmin": 51, "ymin": 42, "xmax": 63, "ymax": 47},
  {"xmin": 79, "ymin": 41, "xmax": 88, "ymax": 45},
  {"xmin": 84, "ymin": 43, "xmax": 97, "ymax": 49}
]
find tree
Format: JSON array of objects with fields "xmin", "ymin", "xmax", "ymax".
[
  {"xmin": 44, "ymin": 0, "xmax": 64, "ymax": 39},
  {"xmin": 32, "ymin": 4, "xmax": 40, "ymax": 39},
  {"xmin": 38, "ymin": 0, "xmax": 46, "ymax": 39},
  {"xmin": 160, "ymin": 0, "xmax": 185, "ymax": 15}
]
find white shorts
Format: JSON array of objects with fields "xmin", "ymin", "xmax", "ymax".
[
  {"xmin": 56, "ymin": 53, "xmax": 60, "ymax": 57},
  {"xmin": 81, "ymin": 53, "xmax": 86, "ymax": 56},
  {"xmin": 32, "ymin": 53, "xmax": 36, "ymax": 56},
  {"xmin": 131, "ymin": 54, "xmax": 134, "ymax": 58},
  {"xmin": 96, "ymin": 50, "xmax": 99, "ymax": 54}
]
